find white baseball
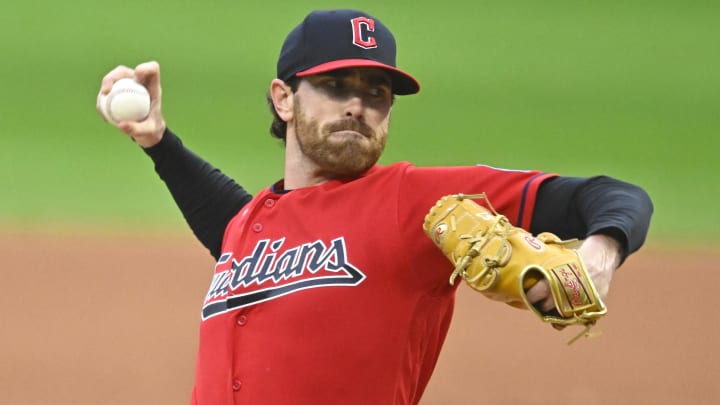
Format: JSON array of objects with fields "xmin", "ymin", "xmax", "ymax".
[{"xmin": 99, "ymin": 78, "xmax": 151, "ymax": 124}]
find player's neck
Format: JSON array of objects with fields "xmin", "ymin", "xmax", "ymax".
[
  {"xmin": 283, "ymin": 162, "xmax": 331, "ymax": 190},
  {"xmin": 283, "ymin": 135, "xmax": 332, "ymax": 189}
]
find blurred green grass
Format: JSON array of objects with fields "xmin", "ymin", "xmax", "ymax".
[{"xmin": 1, "ymin": 0, "xmax": 718, "ymax": 245}]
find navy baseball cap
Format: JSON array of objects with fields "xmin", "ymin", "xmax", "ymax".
[{"xmin": 277, "ymin": 9, "xmax": 420, "ymax": 95}]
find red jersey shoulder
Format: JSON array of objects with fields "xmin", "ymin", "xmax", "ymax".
[{"xmin": 397, "ymin": 163, "xmax": 555, "ymax": 227}]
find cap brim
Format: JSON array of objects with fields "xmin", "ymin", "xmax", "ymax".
[{"xmin": 296, "ymin": 59, "xmax": 420, "ymax": 95}]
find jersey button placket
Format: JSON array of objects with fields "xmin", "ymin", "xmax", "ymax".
[
  {"xmin": 250, "ymin": 198, "xmax": 275, "ymax": 234},
  {"xmin": 232, "ymin": 313, "xmax": 248, "ymax": 397},
  {"xmin": 232, "ymin": 379, "xmax": 242, "ymax": 391},
  {"xmin": 236, "ymin": 314, "xmax": 248, "ymax": 326}
]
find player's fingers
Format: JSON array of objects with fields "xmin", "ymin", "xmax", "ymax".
[
  {"xmin": 100, "ymin": 65, "xmax": 135, "ymax": 94},
  {"xmin": 118, "ymin": 117, "xmax": 165, "ymax": 148},
  {"xmin": 98, "ymin": 65, "xmax": 136, "ymax": 119},
  {"xmin": 540, "ymin": 297, "xmax": 555, "ymax": 313},
  {"xmin": 525, "ymin": 280, "xmax": 556, "ymax": 312},
  {"xmin": 525, "ymin": 279, "xmax": 548, "ymax": 303},
  {"xmin": 118, "ymin": 121, "xmax": 140, "ymax": 136},
  {"xmin": 96, "ymin": 92, "xmax": 107, "ymax": 118},
  {"xmin": 134, "ymin": 61, "xmax": 162, "ymax": 100},
  {"xmin": 134, "ymin": 61, "xmax": 160, "ymax": 82}
]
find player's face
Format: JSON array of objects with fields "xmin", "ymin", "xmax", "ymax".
[{"xmin": 292, "ymin": 68, "xmax": 393, "ymax": 178}]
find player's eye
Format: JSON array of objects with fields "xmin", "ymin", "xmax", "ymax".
[
  {"xmin": 324, "ymin": 79, "xmax": 342, "ymax": 89},
  {"xmin": 368, "ymin": 86, "xmax": 388, "ymax": 98}
]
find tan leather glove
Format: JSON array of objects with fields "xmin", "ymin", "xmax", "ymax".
[{"xmin": 423, "ymin": 193, "xmax": 607, "ymax": 344}]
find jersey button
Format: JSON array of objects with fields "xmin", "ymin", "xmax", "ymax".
[
  {"xmin": 264, "ymin": 198, "xmax": 276, "ymax": 208},
  {"xmin": 236, "ymin": 315, "xmax": 248, "ymax": 326},
  {"xmin": 252, "ymin": 223, "xmax": 263, "ymax": 232},
  {"xmin": 232, "ymin": 380, "xmax": 242, "ymax": 391}
]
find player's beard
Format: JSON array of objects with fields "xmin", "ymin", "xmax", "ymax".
[{"xmin": 293, "ymin": 102, "xmax": 387, "ymax": 179}]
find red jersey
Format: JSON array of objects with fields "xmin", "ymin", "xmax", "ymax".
[{"xmin": 191, "ymin": 162, "xmax": 554, "ymax": 404}]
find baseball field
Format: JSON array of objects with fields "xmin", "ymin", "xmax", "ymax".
[{"xmin": 2, "ymin": 1, "xmax": 719, "ymax": 404}]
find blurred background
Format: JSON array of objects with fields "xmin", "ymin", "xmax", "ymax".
[
  {"xmin": 1, "ymin": 0, "xmax": 718, "ymax": 240},
  {"xmin": 1, "ymin": 0, "xmax": 718, "ymax": 404}
]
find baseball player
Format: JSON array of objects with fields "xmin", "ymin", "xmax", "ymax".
[{"xmin": 97, "ymin": 9, "xmax": 653, "ymax": 405}]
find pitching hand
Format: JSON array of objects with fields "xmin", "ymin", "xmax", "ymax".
[{"xmin": 97, "ymin": 61, "xmax": 166, "ymax": 148}]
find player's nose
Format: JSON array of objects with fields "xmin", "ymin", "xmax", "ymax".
[{"xmin": 343, "ymin": 93, "xmax": 365, "ymax": 119}]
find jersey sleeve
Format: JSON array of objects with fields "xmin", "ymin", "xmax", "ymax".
[
  {"xmin": 397, "ymin": 163, "xmax": 556, "ymax": 230},
  {"xmin": 393, "ymin": 163, "xmax": 556, "ymax": 290},
  {"xmin": 531, "ymin": 175, "xmax": 654, "ymax": 261},
  {"xmin": 143, "ymin": 128, "xmax": 253, "ymax": 260}
]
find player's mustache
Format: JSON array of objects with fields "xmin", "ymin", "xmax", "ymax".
[{"xmin": 324, "ymin": 118, "xmax": 374, "ymax": 138}]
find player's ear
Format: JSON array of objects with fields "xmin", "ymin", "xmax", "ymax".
[{"xmin": 270, "ymin": 79, "xmax": 294, "ymax": 122}]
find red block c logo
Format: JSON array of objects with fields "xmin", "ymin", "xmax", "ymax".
[{"xmin": 351, "ymin": 17, "xmax": 377, "ymax": 49}]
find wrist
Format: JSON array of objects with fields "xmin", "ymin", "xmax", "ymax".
[
  {"xmin": 582, "ymin": 234, "xmax": 622, "ymax": 272},
  {"xmin": 135, "ymin": 120, "xmax": 167, "ymax": 148}
]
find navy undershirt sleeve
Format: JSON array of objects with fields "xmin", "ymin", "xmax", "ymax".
[
  {"xmin": 143, "ymin": 128, "xmax": 252, "ymax": 260},
  {"xmin": 531, "ymin": 176, "xmax": 653, "ymax": 262}
]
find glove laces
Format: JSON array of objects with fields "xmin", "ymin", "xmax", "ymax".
[{"xmin": 449, "ymin": 194, "xmax": 511, "ymax": 288}]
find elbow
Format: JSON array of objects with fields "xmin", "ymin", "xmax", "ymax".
[{"xmin": 626, "ymin": 183, "xmax": 654, "ymax": 254}]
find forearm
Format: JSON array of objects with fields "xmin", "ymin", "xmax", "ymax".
[
  {"xmin": 143, "ymin": 128, "xmax": 252, "ymax": 259},
  {"xmin": 531, "ymin": 175, "xmax": 654, "ymax": 262}
]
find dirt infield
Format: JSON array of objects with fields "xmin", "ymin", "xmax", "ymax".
[{"xmin": 1, "ymin": 231, "xmax": 718, "ymax": 405}]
